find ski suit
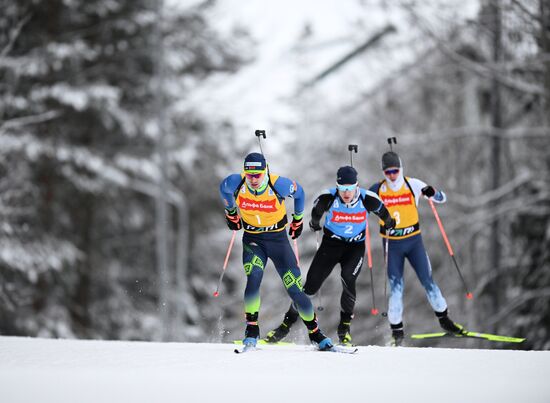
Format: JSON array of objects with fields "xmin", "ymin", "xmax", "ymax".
[
  {"xmin": 369, "ymin": 176, "xmax": 448, "ymax": 326},
  {"xmin": 219, "ymin": 172, "xmax": 315, "ymax": 322},
  {"xmin": 304, "ymin": 187, "xmax": 389, "ymax": 314}
]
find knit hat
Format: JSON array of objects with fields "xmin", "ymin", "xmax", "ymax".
[
  {"xmin": 336, "ymin": 166, "xmax": 358, "ymax": 185},
  {"xmin": 243, "ymin": 153, "xmax": 267, "ymax": 173},
  {"xmin": 381, "ymin": 151, "xmax": 401, "ymax": 170}
]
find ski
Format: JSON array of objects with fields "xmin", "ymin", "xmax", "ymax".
[
  {"xmin": 324, "ymin": 345, "xmax": 359, "ymax": 354},
  {"xmin": 411, "ymin": 330, "xmax": 525, "ymax": 343},
  {"xmin": 234, "ymin": 340, "xmax": 295, "ymax": 346},
  {"xmin": 234, "ymin": 345, "xmax": 258, "ymax": 354},
  {"xmin": 233, "ymin": 342, "xmax": 358, "ymax": 354}
]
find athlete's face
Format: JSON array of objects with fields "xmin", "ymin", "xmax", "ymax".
[
  {"xmin": 384, "ymin": 167, "xmax": 400, "ymax": 182},
  {"xmin": 337, "ymin": 183, "xmax": 357, "ymax": 203},
  {"xmin": 245, "ymin": 171, "xmax": 265, "ymax": 189}
]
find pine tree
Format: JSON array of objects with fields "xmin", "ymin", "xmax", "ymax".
[{"xmin": 0, "ymin": 0, "xmax": 249, "ymax": 339}]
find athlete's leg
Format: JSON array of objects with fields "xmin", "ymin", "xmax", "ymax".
[
  {"xmin": 265, "ymin": 239, "xmax": 340, "ymax": 343},
  {"xmin": 406, "ymin": 235, "xmax": 447, "ymax": 313},
  {"xmin": 268, "ymin": 234, "xmax": 315, "ymax": 321},
  {"xmin": 386, "ymin": 238, "xmax": 407, "ymax": 326},
  {"xmin": 303, "ymin": 237, "xmax": 342, "ymax": 296},
  {"xmin": 266, "ymin": 232, "xmax": 333, "ymax": 348},
  {"xmin": 339, "ymin": 242, "xmax": 365, "ymax": 314},
  {"xmin": 241, "ymin": 233, "xmax": 268, "ymax": 341}
]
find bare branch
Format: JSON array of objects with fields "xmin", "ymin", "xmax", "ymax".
[
  {"xmin": 510, "ymin": 0, "xmax": 541, "ymax": 24},
  {"xmin": 0, "ymin": 110, "xmax": 62, "ymax": 133},
  {"xmin": 487, "ymin": 287, "xmax": 550, "ymax": 326},
  {"xmin": 1, "ymin": 13, "xmax": 32, "ymax": 58},
  {"xmin": 452, "ymin": 171, "xmax": 532, "ymax": 209},
  {"xmin": 401, "ymin": 3, "xmax": 545, "ymax": 96},
  {"xmin": 396, "ymin": 126, "xmax": 550, "ymax": 147}
]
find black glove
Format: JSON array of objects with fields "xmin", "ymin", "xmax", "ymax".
[
  {"xmin": 224, "ymin": 208, "xmax": 242, "ymax": 231},
  {"xmin": 421, "ymin": 186, "xmax": 436, "ymax": 198},
  {"xmin": 309, "ymin": 219, "xmax": 321, "ymax": 232},
  {"xmin": 289, "ymin": 215, "xmax": 303, "ymax": 239},
  {"xmin": 383, "ymin": 217, "xmax": 397, "ymax": 230}
]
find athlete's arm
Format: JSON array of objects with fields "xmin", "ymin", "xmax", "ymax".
[
  {"xmin": 219, "ymin": 174, "xmax": 242, "ymax": 210},
  {"xmin": 311, "ymin": 191, "xmax": 335, "ymax": 224},
  {"xmin": 272, "ymin": 176, "xmax": 305, "ymax": 217},
  {"xmin": 362, "ymin": 189, "xmax": 391, "ymax": 221},
  {"xmin": 408, "ymin": 177, "xmax": 446, "ymax": 204}
]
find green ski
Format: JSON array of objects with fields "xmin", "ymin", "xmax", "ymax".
[{"xmin": 411, "ymin": 331, "xmax": 525, "ymax": 343}]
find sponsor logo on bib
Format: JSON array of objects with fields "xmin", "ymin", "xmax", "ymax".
[
  {"xmin": 382, "ymin": 195, "xmax": 413, "ymax": 206},
  {"xmin": 239, "ymin": 197, "xmax": 277, "ymax": 212},
  {"xmin": 331, "ymin": 211, "xmax": 367, "ymax": 223}
]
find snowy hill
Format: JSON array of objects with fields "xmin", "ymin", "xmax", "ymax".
[{"xmin": 1, "ymin": 336, "xmax": 549, "ymax": 403}]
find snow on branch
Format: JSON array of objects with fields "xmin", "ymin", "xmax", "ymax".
[
  {"xmin": 438, "ymin": 190, "xmax": 550, "ymax": 252},
  {"xmin": 0, "ymin": 236, "xmax": 83, "ymax": 282},
  {"xmin": 452, "ymin": 171, "xmax": 533, "ymax": 209},
  {"xmin": 397, "ymin": 127, "xmax": 550, "ymax": 145},
  {"xmin": 402, "ymin": 3, "xmax": 545, "ymax": 96},
  {"xmin": 0, "ymin": 132, "xmax": 185, "ymax": 207}
]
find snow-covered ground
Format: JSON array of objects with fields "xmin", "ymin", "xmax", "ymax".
[{"xmin": 1, "ymin": 336, "xmax": 549, "ymax": 403}]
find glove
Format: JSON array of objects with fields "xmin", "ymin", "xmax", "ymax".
[
  {"xmin": 224, "ymin": 208, "xmax": 242, "ymax": 231},
  {"xmin": 421, "ymin": 186, "xmax": 436, "ymax": 198},
  {"xmin": 289, "ymin": 215, "xmax": 303, "ymax": 239},
  {"xmin": 383, "ymin": 217, "xmax": 397, "ymax": 230},
  {"xmin": 309, "ymin": 219, "xmax": 321, "ymax": 232}
]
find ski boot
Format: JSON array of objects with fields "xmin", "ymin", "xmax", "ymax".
[
  {"xmin": 304, "ymin": 316, "xmax": 333, "ymax": 351},
  {"xmin": 436, "ymin": 309, "xmax": 467, "ymax": 336},
  {"xmin": 243, "ymin": 312, "xmax": 259, "ymax": 347},
  {"xmin": 337, "ymin": 311, "xmax": 354, "ymax": 346},
  {"xmin": 265, "ymin": 308, "xmax": 299, "ymax": 343},
  {"xmin": 390, "ymin": 322, "xmax": 404, "ymax": 347}
]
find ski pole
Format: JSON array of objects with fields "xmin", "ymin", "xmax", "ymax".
[
  {"xmin": 381, "ymin": 230, "xmax": 389, "ymax": 317},
  {"xmin": 365, "ymin": 218, "xmax": 378, "ymax": 315},
  {"xmin": 348, "ymin": 144, "xmax": 358, "ymax": 166},
  {"xmin": 315, "ymin": 231, "xmax": 324, "ymax": 311},
  {"xmin": 387, "ymin": 137, "xmax": 397, "ymax": 151},
  {"xmin": 293, "ymin": 239, "xmax": 300, "ymax": 267},
  {"xmin": 428, "ymin": 198, "xmax": 473, "ymax": 300},
  {"xmin": 255, "ymin": 129, "xmax": 266, "ymax": 155},
  {"xmin": 213, "ymin": 230, "xmax": 237, "ymax": 297}
]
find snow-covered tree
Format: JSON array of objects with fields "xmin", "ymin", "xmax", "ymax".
[{"xmin": 0, "ymin": 0, "xmax": 250, "ymax": 340}]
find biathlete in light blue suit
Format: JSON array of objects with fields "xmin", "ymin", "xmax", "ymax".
[{"xmin": 265, "ymin": 166, "xmax": 395, "ymax": 346}]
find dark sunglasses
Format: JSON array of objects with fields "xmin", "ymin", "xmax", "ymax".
[
  {"xmin": 384, "ymin": 169, "xmax": 400, "ymax": 175},
  {"xmin": 245, "ymin": 172, "xmax": 263, "ymax": 179}
]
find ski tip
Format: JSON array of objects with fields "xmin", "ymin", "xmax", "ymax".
[{"xmin": 325, "ymin": 346, "xmax": 359, "ymax": 354}]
